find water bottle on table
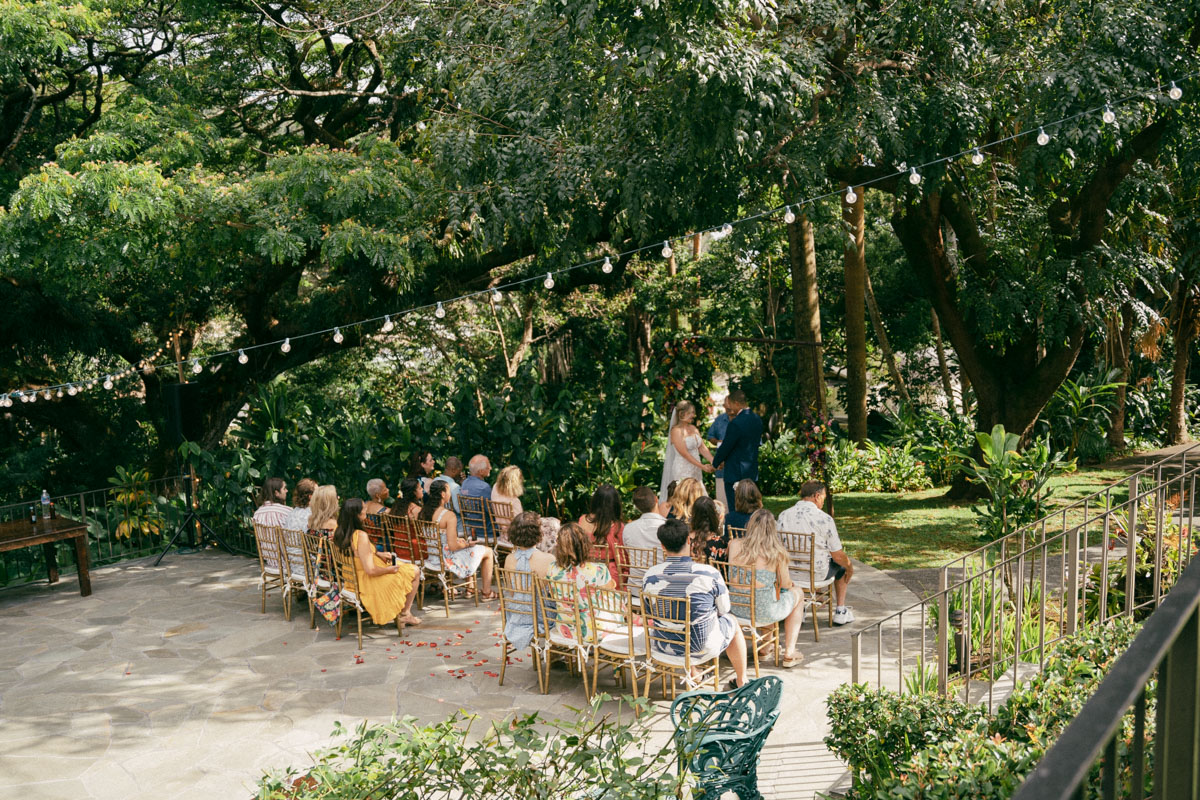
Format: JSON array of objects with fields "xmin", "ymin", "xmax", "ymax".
[{"xmin": 41, "ymin": 489, "xmax": 51, "ymax": 520}]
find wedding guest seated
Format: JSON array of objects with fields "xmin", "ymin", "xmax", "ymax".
[
  {"xmin": 728, "ymin": 509, "xmax": 805, "ymax": 668},
  {"xmin": 398, "ymin": 477, "xmax": 423, "ymax": 518},
  {"xmin": 502, "ymin": 511, "xmax": 556, "ymax": 649},
  {"xmin": 332, "ymin": 498, "xmax": 421, "ymax": 628},
  {"xmin": 546, "ymin": 522, "xmax": 615, "ymax": 642},
  {"xmin": 284, "ymin": 478, "xmax": 317, "ymax": 532},
  {"xmin": 724, "ymin": 480, "xmax": 762, "ymax": 535},
  {"xmin": 689, "ymin": 496, "xmax": 727, "ymax": 563},
  {"xmin": 460, "ymin": 454, "xmax": 494, "ymax": 541},
  {"xmin": 623, "ymin": 486, "xmax": 666, "ymax": 553},
  {"xmin": 432, "ymin": 456, "xmax": 465, "ymax": 525},
  {"xmin": 778, "ymin": 480, "xmax": 855, "ymax": 625},
  {"xmin": 538, "ymin": 516, "xmax": 561, "ymax": 554},
  {"xmin": 408, "ymin": 450, "xmax": 436, "ymax": 493},
  {"xmin": 657, "ymin": 480, "xmax": 678, "ymax": 518},
  {"xmin": 308, "ymin": 485, "xmax": 339, "ymax": 536},
  {"xmin": 642, "ymin": 519, "xmax": 748, "ymax": 689},
  {"xmin": 577, "ymin": 484, "xmax": 625, "ymax": 589},
  {"xmin": 252, "ymin": 477, "xmax": 291, "ymax": 527},
  {"xmin": 668, "ymin": 477, "xmax": 703, "ymax": 523},
  {"xmin": 420, "ymin": 480, "xmax": 496, "ymax": 599},
  {"xmin": 492, "ymin": 465, "xmax": 525, "ymax": 521},
  {"xmin": 364, "ymin": 478, "xmax": 392, "ymax": 518}
]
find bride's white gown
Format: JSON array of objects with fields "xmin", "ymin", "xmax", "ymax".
[{"xmin": 660, "ymin": 431, "xmax": 708, "ymax": 501}]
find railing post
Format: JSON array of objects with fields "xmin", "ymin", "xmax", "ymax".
[
  {"xmin": 937, "ymin": 567, "xmax": 948, "ymax": 696},
  {"xmin": 1127, "ymin": 473, "xmax": 1139, "ymax": 618},
  {"xmin": 1067, "ymin": 526, "xmax": 1080, "ymax": 636},
  {"xmin": 851, "ymin": 631, "xmax": 860, "ymax": 686},
  {"xmin": 1154, "ymin": 604, "xmax": 1200, "ymax": 800}
]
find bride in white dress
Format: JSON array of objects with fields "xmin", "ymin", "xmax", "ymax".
[{"xmin": 659, "ymin": 400, "xmax": 715, "ymax": 502}]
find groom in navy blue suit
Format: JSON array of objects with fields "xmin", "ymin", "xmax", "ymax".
[{"xmin": 712, "ymin": 390, "xmax": 763, "ymax": 512}]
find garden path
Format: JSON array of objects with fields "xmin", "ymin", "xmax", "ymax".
[{"xmin": 0, "ymin": 550, "xmax": 916, "ymax": 799}]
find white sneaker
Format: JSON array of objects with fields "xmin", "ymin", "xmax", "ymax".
[{"xmin": 832, "ymin": 607, "xmax": 855, "ymax": 626}]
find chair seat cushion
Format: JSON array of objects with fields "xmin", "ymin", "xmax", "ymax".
[
  {"xmin": 549, "ymin": 630, "xmax": 588, "ymax": 649},
  {"xmin": 598, "ymin": 627, "xmax": 647, "ymax": 656},
  {"xmin": 649, "ymin": 645, "xmax": 720, "ymax": 667},
  {"xmin": 794, "ymin": 576, "xmax": 835, "ymax": 590}
]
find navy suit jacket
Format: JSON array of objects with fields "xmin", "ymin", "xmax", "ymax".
[{"xmin": 712, "ymin": 409, "xmax": 762, "ymax": 484}]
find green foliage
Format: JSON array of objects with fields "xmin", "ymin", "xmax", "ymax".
[
  {"xmin": 105, "ymin": 466, "xmax": 164, "ymax": 539},
  {"xmin": 757, "ymin": 430, "xmax": 813, "ymax": 496},
  {"xmin": 255, "ymin": 695, "xmax": 683, "ymax": 800},
  {"xmin": 885, "ymin": 406, "xmax": 973, "ymax": 487},
  {"xmin": 960, "ymin": 426, "xmax": 1076, "ymax": 542},
  {"xmin": 826, "ymin": 617, "xmax": 1144, "ymax": 799},
  {"xmin": 1125, "ymin": 364, "xmax": 1200, "ymax": 446},
  {"xmin": 827, "ymin": 440, "xmax": 933, "ymax": 494},
  {"xmin": 1034, "ymin": 369, "xmax": 1124, "ymax": 462},
  {"xmin": 1085, "ymin": 520, "xmax": 1196, "ymax": 621}
]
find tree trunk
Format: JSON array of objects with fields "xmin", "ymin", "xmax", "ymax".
[
  {"xmin": 1168, "ymin": 280, "xmax": 1197, "ymax": 444},
  {"xmin": 843, "ymin": 186, "xmax": 868, "ymax": 444},
  {"xmin": 788, "ymin": 214, "xmax": 827, "ymax": 416},
  {"xmin": 1107, "ymin": 304, "xmax": 1134, "ymax": 450},
  {"xmin": 865, "ymin": 270, "xmax": 911, "ymax": 405},
  {"xmin": 931, "ymin": 308, "xmax": 956, "ymax": 415}
]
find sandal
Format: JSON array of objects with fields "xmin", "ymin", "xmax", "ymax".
[
  {"xmin": 401, "ymin": 614, "xmax": 422, "ymax": 627},
  {"xmin": 780, "ymin": 653, "xmax": 803, "ymax": 669},
  {"xmin": 482, "ymin": 591, "xmax": 500, "ymax": 601}
]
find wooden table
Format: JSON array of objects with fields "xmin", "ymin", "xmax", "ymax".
[{"xmin": 0, "ymin": 516, "xmax": 92, "ymax": 596}]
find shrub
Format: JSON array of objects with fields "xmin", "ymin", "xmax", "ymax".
[
  {"xmin": 256, "ymin": 696, "xmax": 682, "ymax": 800},
  {"xmin": 827, "ymin": 440, "xmax": 932, "ymax": 493},
  {"xmin": 757, "ymin": 430, "xmax": 813, "ymax": 495},
  {"xmin": 885, "ymin": 406, "xmax": 973, "ymax": 487}
]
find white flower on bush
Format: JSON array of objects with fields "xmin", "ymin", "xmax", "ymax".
[{"xmin": 363, "ymin": 449, "xmax": 372, "ymax": 461}]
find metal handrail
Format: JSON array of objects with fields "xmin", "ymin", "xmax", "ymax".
[{"xmin": 1013, "ymin": 552, "xmax": 1200, "ymax": 799}]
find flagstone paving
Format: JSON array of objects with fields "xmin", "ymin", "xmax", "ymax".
[{"xmin": 0, "ymin": 550, "xmax": 916, "ymax": 799}]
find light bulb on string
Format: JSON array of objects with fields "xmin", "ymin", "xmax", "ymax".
[
  {"xmin": 281, "ymin": 338, "xmax": 291, "ymax": 354},
  {"xmin": 491, "ymin": 288, "xmax": 503, "ymax": 304},
  {"xmin": 191, "ymin": 358, "xmax": 202, "ymax": 374},
  {"xmin": 845, "ymin": 186, "xmax": 858, "ymax": 204},
  {"xmin": 1169, "ymin": 81, "xmax": 1183, "ymax": 100},
  {"xmin": 1037, "ymin": 127, "xmax": 1050, "ymax": 146},
  {"xmin": 908, "ymin": 167, "xmax": 921, "ymax": 185},
  {"xmin": 381, "ymin": 315, "xmax": 394, "ymax": 333},
  {"xmin": 27, "ymin": 392, "xmax": 35, "ymax": 404},
  {"xmin": 20, "ymin": 393, "xmax": 30, "ymax": 404},
  {"xmin": 721, "ymin": 222, "xmax": 734, "ymax": 237},
  {"xmin": 970, "ymin": 149, "xmax": 985, "ymax": 166},
  {"xmin": 103, "ymin": 376, "xmax": 114, "ymax": 390},
  {"xmin": 55, "ymin": 390, "xmax": 62, "ymax": 399},
  {"xmin": 661, "ymin": 241, "xmax": 673, "ymax": 259},
  {"xmin": 784, "ymin": 205, "xmax": 797, "ymax": 224},
  {"xmin": 333, "ymin": 328, "xmax": 344, "ymax": 344},
  {"xmin": 1102, "ymin": 104, "xmax": 1116, "ymax": 124},
  {"xmin": 601, "ymin": 256, "xmax": 613, "ymax": 274},
  {"xmin": 43, "ymin": 390, "xmax": 51, "ymax": 400},
  {"xmin": 238, "ymin": 349, "xmax": 249, "ymax": 364},
  {"xmin": 543, "ymin": 273, "xmax": 555, "ymax": 289},
  {"xmin": 67, "ymin": 385, "xmax": 77, "ymax": 396},
  {"xmin": 435, "ymin": 302, "xmax": 446, "ymax": 319}
]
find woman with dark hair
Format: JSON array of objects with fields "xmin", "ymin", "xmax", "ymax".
[
  {"xmin": 724, "ymin": 480, "xmax": 762, "ymax": 536},
  {"xmin": 689, "ymin": 495, "xmax": 727, "ymax": 563},
  {"xmin": 546, "ymin": 522, "xmax": 615, "ymax": 641},
  {"xmin": 332, "ymin": 498, "xmax": 421, "ymax": 628},
  {"xmin": 576, "ymin": 484, "xmax": 626, "ymax": 588},
  {"xmin": 420, "ymin": 480, "xmax": 495, "ymax": 598},
  {"xmin": 408, "ymin": 451, "xmax": 435, "ymax": 492},
  {"xmin": 399, "ymin": 477, "xmax": 424, "ymax": 519},
  {"xmin": 501, "ymin": 511, "xmax": 555, "ymax": 648},
  {"xmin": 284, "ymin": 478, "xmax": 318, "ymax": 532}
]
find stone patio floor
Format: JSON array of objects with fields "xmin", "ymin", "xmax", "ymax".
[{"xmin": 0, "ymin": 550, "xmax": 917, "ymax": 799}]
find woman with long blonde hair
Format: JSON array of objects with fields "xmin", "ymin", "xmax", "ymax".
[
  {"xmin": 669, "ymin": 477, "xmax": 704, "ymax": 523},
  {"xmin": 492, "ymin": 465, "xmax": 525, "ymax": 518},
  {"xmin": 308, "ymin": 485, "xmax": 340, "ymax": 535},
  {"xmin": 727, "ymin": 508, "xmax": 805, "ymax": 667}
]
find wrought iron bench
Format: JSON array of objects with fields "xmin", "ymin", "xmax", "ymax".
[{"xmin": 670, "ymin": 675, "xmax": 782, "ymax": 800}]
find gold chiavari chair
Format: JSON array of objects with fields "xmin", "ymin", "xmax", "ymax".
[
  {"xmin": 641, "ymin": 593, "xmax": 722, "ymax": 700},
  {"xmin": 533, "ymin": 576, "xmax": 593, "ymax": 697},
  {"xmin": 458, "ymin": 496, "xmax": 495, "ymax": 547},
  {"xmin": 496, "ymin": 567, "xmax": 545, "ymax": 692},
  {"xmin": 616, "ymin": 544, "xmax": 662, "ymax": 602},
  {"xmin": 714, "ymin": 561, "xmax": 780, "ymax": 678},
  {"xmin": 779, "ymin": 530, "xmax": 834, "ymax": 642},
  {"xmin": 414, "ymin": 518, "xmax": 479, "ymax": 617},
  {"xmin": 252, "ymin": 522, "xmax": 287, "ymax": 615},
  {"xmin": 329, "ymin": 540, "xmax": 369, "ymax": 649},
  {"xmin": 589, "ymin": 585, "xmax": 647, "ymax": 698},
  {"xmin": 277, "ymin": 526, "xmax": 311, "ymax": 622},
  {"xmin": 300, "ymin": 531, "xmax": 335, "ymax": 629},
  {"xmin": 487, "ymin": 499, "xmax": 516, "ymax": 547},
  {"xmin": 386, "ymin": 515, "xmax": 425, "ymax": 610},
  {"xmin": 727, "ymin": 526, "xmax": 747, "ymax": 541}
]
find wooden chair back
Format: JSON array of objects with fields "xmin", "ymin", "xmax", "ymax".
[
  {"xmin": 300, "ymin": 530, "xmax": 332, "ymax": 590},
  {"xmin": 414, "ymin": 519, "xmax": 445, "ymax": 572},
  {"xmin": 779, "ymin": 529, "xmax": 818, "ymax": 587},
  {"xmin": 641, "ymin": 592, "xmax": 694, "ymax": 661},
  {"xmin": 617, "ymin": 544, "xmax": 661, "ymax": 597},
  {"xmin": 716, "ymin": 561, "xmax": 757, "ymax": 623},
  {"xmin": 487, "ymin": 499, "xmax": 516, "ymax": 537},
  {"xmin": 385, "ymin": 514, "xmax": 422, "ymax": 564},
  {"xmin": 534, "ymin": 576, "xmax": 588, "ymax": 644},
  {"xmin": 330, "ymin": 539, "xmax": 362, "ymax": 600},
  {"xmin": 278, "ymin": 527, "xmax": 309, "ymax": 585},
  {"xmin": 458, "ymin": 495, "xmax": 494, "ymax": 545},
  {"xmin": 253, "ymin": 522, "xmax": 284, "ymax": 576},
  {"xmin": 727, "ymin": 526, "xmax": 747, "ymax": 541}
]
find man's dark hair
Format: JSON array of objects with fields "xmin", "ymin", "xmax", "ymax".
[
  {"xmin": 657, "ymin": 518, "xmax": 691, "ymax": 554},
  {"xmin": 800, "ymin": 480, "xmax": 826, "ymax": 500},
  {"xmin": 507, "ymin": 511, "xmax": 543, "ymax": 549},
  {"xmin": 632, "ymin": 486, "xmax": 658, "ymax": 514},
  {"xmin": 444, "ymin": 456, "xmax": 463, "ymax": 478},
  {"xmin": 728, "ymin": 389, "xmax": 748, "ymax": 405}
]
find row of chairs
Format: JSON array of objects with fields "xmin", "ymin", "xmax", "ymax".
[{"xmin": 494, "ymin": 548, "xmax": 824, "ymax": 701}]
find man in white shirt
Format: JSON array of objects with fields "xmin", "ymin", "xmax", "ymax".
[
  {"xmin": 252, "ymin": 477, "xmax": 292, "ymax": 528},
  {"xmin": 777, "ymin": 480, "xmax": 855, "ymax": 625},
  {"xmin": 623, "ymin": 487, "xmax": 666, "ymax": 552}
]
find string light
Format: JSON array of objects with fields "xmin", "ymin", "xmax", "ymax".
[
  {"xmin": 543, "ymin": 273, "xmax": 555, "ymax": 289},
  {"xmin": 333, "ymin": 327, "xmax": 344, "ymax": 344},
  {"xmin": 191, "ymin": 358, "xmax": 202, "ymax": 374},
  {"xmin": 42, "ymin": 390, "xmax": 51, "ymax": 400},
  {"xmin": 238, "ymin": 349, "xmax": 249, "ymax": 364},
  {"xmin": 55, "ymin": 389, "xmax": 62, "ymax": 399},
  {"xmin": 3, "ymin": 70, "xmax": 1196, "ymax": 410},
  {"xmin": 491, "ymin": 288, "xmax": 503, "ymax": 303}
]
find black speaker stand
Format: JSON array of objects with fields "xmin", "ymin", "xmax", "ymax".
[{"xmin": 154, "ymin": 463, "xmax": 237, "ymax": 565}]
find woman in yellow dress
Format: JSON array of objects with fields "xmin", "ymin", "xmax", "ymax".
[{"xmin": 332, "ymin": 498, "xmax": 421, "ymax": 628}]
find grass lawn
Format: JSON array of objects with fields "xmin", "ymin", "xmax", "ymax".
[{"xmin": 764, "ymin": 465, "xmax": 1130, "ymax": 571}]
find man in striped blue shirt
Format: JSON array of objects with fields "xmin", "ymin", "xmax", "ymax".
[{"xmin": 643, "ymin": 519, "xmax": 748, "ymax": 688}]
